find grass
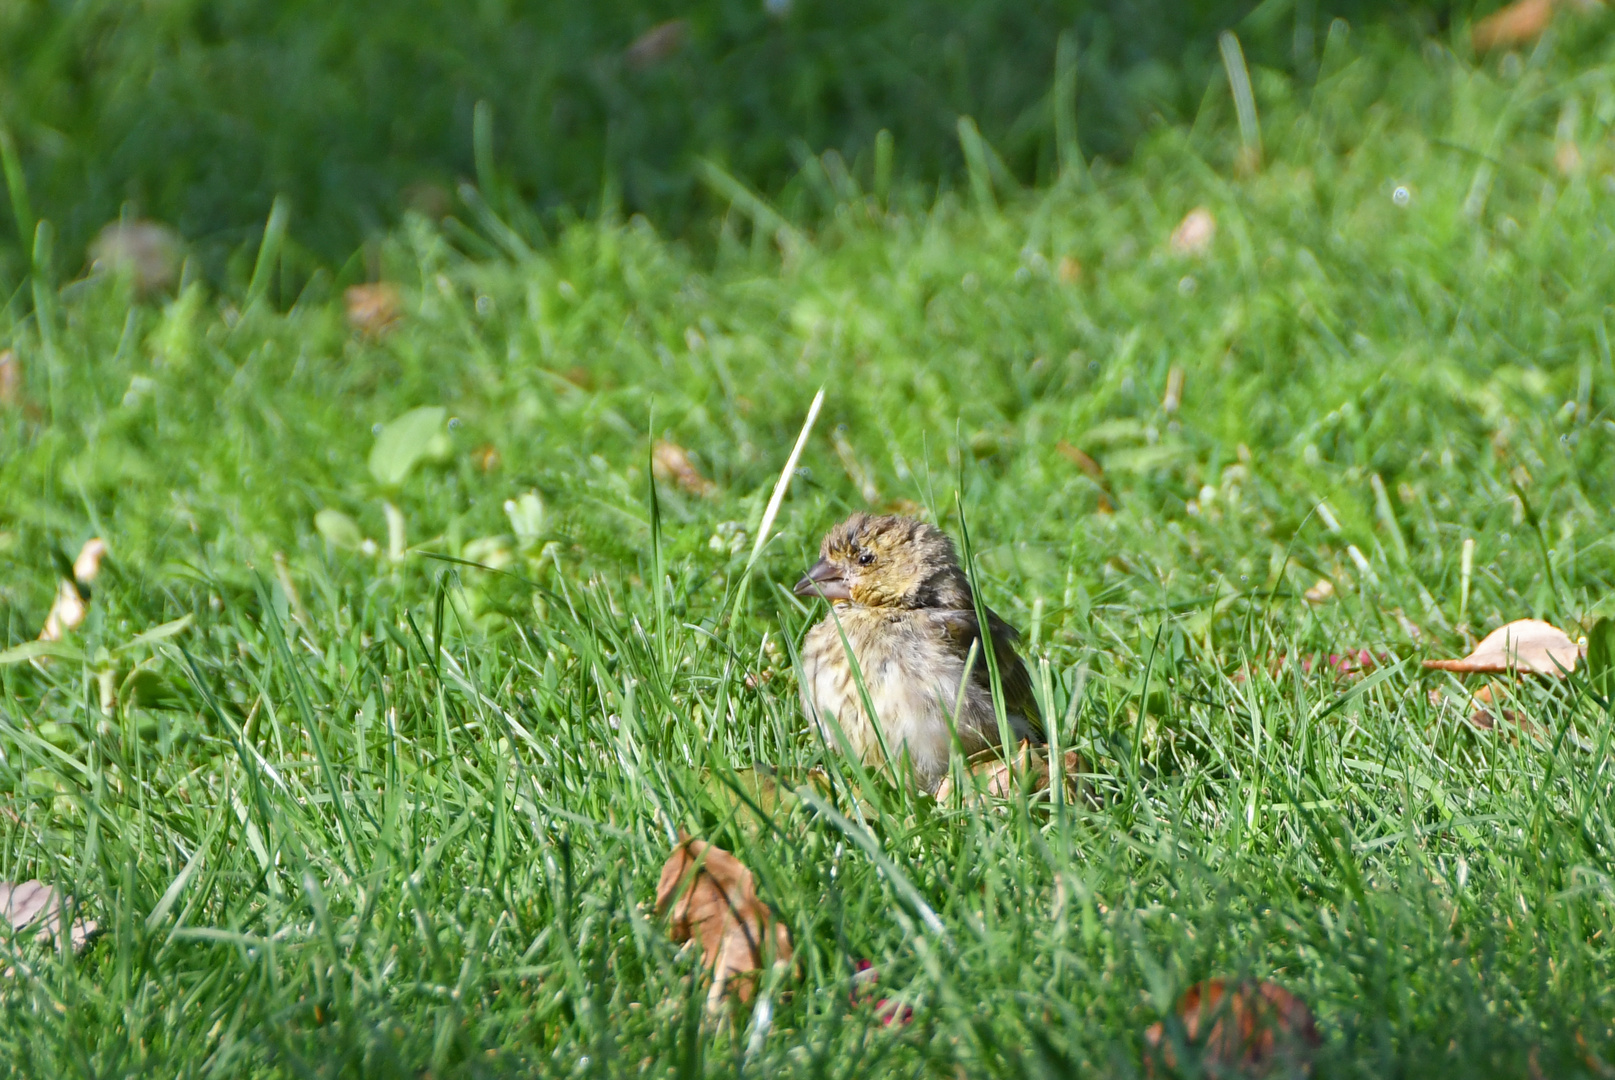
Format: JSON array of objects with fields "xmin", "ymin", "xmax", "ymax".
[
  {"xmin": 4, "ymin": 11, "xmax": 1615, "ymax": 1077},
  {"xmin": 0, "ymin": 0, "xmax": 1441, "ymax": 280}
]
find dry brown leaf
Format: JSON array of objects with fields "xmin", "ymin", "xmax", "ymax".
[
  {"xmin": 1423, "ymin": 618, "xmax": 1581, "ymax": 676},
  {"xmin": 1144, "ymin": 978, "xmax": 1320, "ymax": 1077},
  {"xmin": 1170, "ymin": 208, "xmax": 1216, "ymax": 257},
  {"xmin": 656, "ymin": 837, "xmax": 791, "ymax": 1012},
  {"xmin": 40, "ymin": 538, "xmax": 107, "ymax": 643},
  {"xmin": 1303, "ymin": 578, "xmax": 1334, "ymax": 604},
  {"xmin": 0, "ymin": 881, "xmax": 98, "ymax": 950},
  {"xmin": 90, "ymin": 220, "xmax": 183, "ymax": 296},
  {"xmin": 1057, "ymin": 256, "xmax": 1082, "ymax": 284},
  {"xmin": 653, "ymin": 441, "xmax": 717, "ymax": 497},
  {"xmin": 625, "ymin": 19, "xmax": 689, "ymax": 70},
  {"xmin": 345, "ymin": 283, "xmax": 403, "ymax": 338},
  {"xmin": 0, "ymin": 349, "xmax": 18, "ymax": 407},
  {"xmin": 1473, "ymin": 0, "xmax": 1554, "ymax": 52},
  {"xmin": 934, "ymin": 742, "xmax": 1086, "ymax": 804}
]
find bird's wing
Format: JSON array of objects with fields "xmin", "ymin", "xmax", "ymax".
[{"xmin": 930, "ymin": 608, "xmax": 1044, "ymax": 738}]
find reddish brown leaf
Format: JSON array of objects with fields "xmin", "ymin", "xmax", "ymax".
[
  {"xmin": 1170, "ymin": 208, "xmax": 1216, "ymax": 257},
  {"xmin": 1423, "ymin": 618, "xmax": 1581, "ymax": 676},
  {"xmin": 656, "ymin": 837, "xmax": 790, "ymax": 1011},
  {"xmin": 652, "ymin": 441, "xmax": 717, "ymax": 497},
  {"xmin": 345, "ymin": 283, "xmax": 403, "ymax": 338},
  {"xmin": 1144, "ymin": 979, "xmax": 1320, "ymax": 1077},
  {"xmin": 1473, "ymin": 0, "xmax": 1554, "ymax": 52}
]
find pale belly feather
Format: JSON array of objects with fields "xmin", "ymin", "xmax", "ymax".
[{"xmin": 799, "ymin": 609, "xmax": 1015, "ymax": 790}]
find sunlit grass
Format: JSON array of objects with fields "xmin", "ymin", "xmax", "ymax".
[{"xmin": 2, "ymin": 14, "xmax": 1615, "ymax": 1078}]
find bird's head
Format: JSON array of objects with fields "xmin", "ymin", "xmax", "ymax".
[{"xmin": 793, "ymin": 513, "xmax": 971, "ymax": 610}]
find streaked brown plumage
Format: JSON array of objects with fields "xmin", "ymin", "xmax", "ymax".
[{"xmin": 793, "ymin": 513, "xmax": 1042, "ymax": 793}]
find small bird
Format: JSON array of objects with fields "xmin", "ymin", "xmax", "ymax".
[{"xmin": 793, "ymin": 513, "xmax": 1042, "ymax": 793}]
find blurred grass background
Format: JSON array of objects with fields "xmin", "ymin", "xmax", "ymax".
[{"xmin": 1, "ymin": 0, "xmax": 1461, "ymax": 283}]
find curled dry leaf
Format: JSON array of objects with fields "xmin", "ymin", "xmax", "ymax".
[
  {"xmin": 1, "ymin": 881, "xmax": 98, "ymax": 950},
  {"xmin": 934, "ymin": 742, "xmax": 1086, "ymax": 804},
  {"xmin": 1144, "ymin": 979, "xmax": 1320, "ymax": 1077},
  {"xmin": 1473, "ymin": 0, "xmax": 1554, "ymax": 52},
  {"xmin": 0, "ymin": 349, "xmax": 18, "ymax": 406},
  {"xmin": 1423, "ymin": 618, "xmax": 1581, "ymax": 676},
  {"xmin": 345, "ymin": 283, "xmax": 403, "ymax": 338},
  {"xmin": 625, "ymin": 19, "xmax": 689, "ymax": 70},
  {"xmin": 1170, "ymin": 208, "xmax": 1216, "ymax": 257},
  {"xmin": 655, "ymin": 837, "xmax": 791, "ymax": 1012},
  {"xmin": 40, "ymin": 538, "xmax": 107, "ymax": 643},
  {"xmin": 90, "ymin": 220, "xmax": 183, "ymax": 296},
  {"xmin": 653, "ymin": 440, "xmax": 717, "ymax": 497}
]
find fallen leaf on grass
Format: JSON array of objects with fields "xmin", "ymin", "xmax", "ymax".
[
  {"xmin": 1170, "ymin": 208, "xmax": 1216, "ymax": 257},
  {"xmin": 653, "ymin": 441, "xmax": 717, "ymax": 497},
  {"xmin": 0, "ymin": 349, "xmax": 18, "ymax": 406},
  {"xmin": 40, "ymin": 538, "xmax": 107, "ymax": 643},
  {"xmin": 625, "ymin": 19, "xmax": 688, "ymax": 70},
  {"xmin": 90, "ymin": 220, "xmax": 183, "ymax": 296},
  {"xmin": 656, "ymin": 837, "xmax": 791, "ymax": 1013},
  {"xmin": 1423, "ymin": 618, "xmax": 1581, "ymax": 676},
  {"xmin": 1144, "ymin": 978, "xmax": 1320, "ymax": 1077},
  {"xmin": 1473, "ymin": 0, "xmax": 1554, "ymax": 52},
  {"xmin": 1303, "ymin": 578, "xmax": 1334, "ymax": 604},
  {"xmin": 1466, "ymin": 682, "xmax": 1542, "ymax": 736},
  {"xmin": 0, "ymin": 881, "xmax": 98, "ymax": 951},
  {"xmin": 345, "ymin": 283, "xmax": 402, "ymax": 338},
  {"xmin": 934, "ymin": 742, "xmax": 1086, "ymax": 804}
]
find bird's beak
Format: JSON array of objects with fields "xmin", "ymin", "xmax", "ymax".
[{"xmin": 793, "ymin": 558, "xmax": 852, "ymax": 601}]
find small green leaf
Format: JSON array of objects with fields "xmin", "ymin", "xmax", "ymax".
[
  {"xmin": 368, "ymin": 406, "xmax": 449, "ymax": 487},
  {"xmin": 314, "ymin": 508, "xmax": 365, "ymax": 550},
  {"xmin": 118, "ymin": 614, "xmax": 193, "ymax": 652}
]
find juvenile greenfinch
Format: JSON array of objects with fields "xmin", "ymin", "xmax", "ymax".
[{"xmin": 794, "ymin": 513, "xmax": 1042, "ymax": 793}]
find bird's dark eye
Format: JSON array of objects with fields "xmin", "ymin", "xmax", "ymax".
[{"xmin": 857, "ymin": 551, "xmax": 875, "ymax": 566}]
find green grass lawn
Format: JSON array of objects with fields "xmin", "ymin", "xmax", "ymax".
[{"xmin": 5, "ymin": 13, "xmax": 1615, "ymax": 1078}]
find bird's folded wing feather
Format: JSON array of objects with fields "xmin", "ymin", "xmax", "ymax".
[{"xmin": 928, "ymin": 608, "xmax": 1044, "ymax": 738}]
